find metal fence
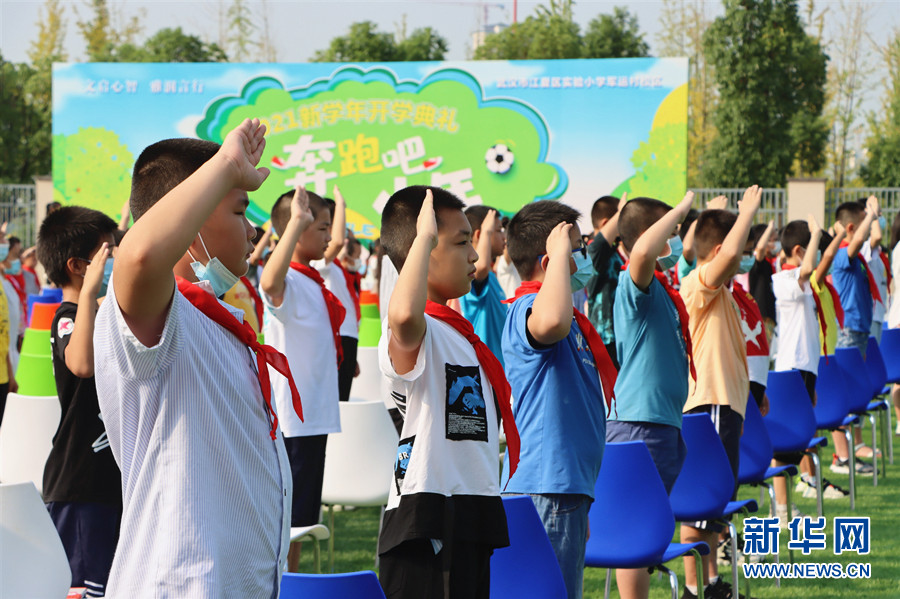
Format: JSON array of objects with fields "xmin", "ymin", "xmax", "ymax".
[
  {"xmin": 0, "ymin": 185, "xmax": 37, "ymax": 248},
  {"xmin": 826, "ymin": 187, "xmax": 900, "ymax": 228},
  {"xmin": 689, "ymin": 188, "xmax": 788, "ymax": 227}
]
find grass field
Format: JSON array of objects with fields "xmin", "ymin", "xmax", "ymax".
[{"xmin": 295, "ymin": 420, "xmax": 900, "ymax": 598}]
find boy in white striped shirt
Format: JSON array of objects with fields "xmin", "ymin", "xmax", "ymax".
[{"xmin": 94, "ymin": 119, "xmax": 297, "ymax": 598}]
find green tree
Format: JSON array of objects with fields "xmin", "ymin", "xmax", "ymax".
[
  {"xmin": 474, "ymin": 0, "xmax": 581, "ymax": 60},
  {"xmin": 0, "ymin": 56, "xmax": 44, "ymax": 183},
  {"xmin": 226, "ymin": 0, "xmax": 258, "ymax": 61},
  {"xmin": 76, "ymin": 0, "xmax": 141, "ymax": 61},
  {"xmin": 583, "ymin": 6, "xmax": 649, "ymax": 58},
  {"xmin": 397, "ymin": 27, "xmax": 448, "ymax": 61},
  {"xmin": 860, "ymin": 31, "xmax": 900, "ymax": 186},
  {"xmin": 141, "ymin": 27, "xmax": 227, "ymax": 62},
  {"xmin": 313, "ymin": 21, "xmax": 399, "ymax": 62},
  {"xmin": 702, "ymin": 0, "xmax": 829, "ymax": 187}
]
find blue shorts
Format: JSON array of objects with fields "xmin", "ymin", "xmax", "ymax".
[
  {"xmin": 46, "ymin": 501, "xmax": 121, "ymax": 597},
  {"xmin": 527, "ymin": 494, "xmax": 591, "ymax": 599},
  {"xmin": 606, "ymin": 420, "xmax": 687, "ymax": 494},
  {"xmin": 837, "ymin": 328, "xmax": 869, "ymax": 358}
]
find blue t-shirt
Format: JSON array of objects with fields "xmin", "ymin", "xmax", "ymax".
[
  {"xmin": 500, "ymin": 293, "xmax": 606, "ymax": 496},
  {"xmin": 832, "ymin": 247, "xmax": 872, "ymax": 334},
  {"xmin": 459, "ymin": 271, "xmax": 508, "ymax": 368},
  {"xmin": 612, "ymin": 269, "xmax": 689, "ymax": 428}
]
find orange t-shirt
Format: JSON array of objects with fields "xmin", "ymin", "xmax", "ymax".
[{"xmin": 679, "ymin": 264, "xmax": 749, "ymax": 417}]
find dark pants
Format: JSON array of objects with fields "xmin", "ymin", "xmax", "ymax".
[
  {"xmin": 379, "ymin": 538, "xmax": 493, "ymax": 599},
  {"xmin": 46, "ymin": 501, "xmax": 122, "ymax": 597},
  {"xmin": 284, "ymin": 435, "xmax": 328, "ymax": 526},
  {"xmin": 0, "ymin": 381, "xmax": 8, "ymax": 428},
  {"xmin": 685, "ymin": 404, "xmax": 743, "ymax": 531},
  {"xmin": 338, "ymin": 336, "xmax": 358, "ymax": 402}
]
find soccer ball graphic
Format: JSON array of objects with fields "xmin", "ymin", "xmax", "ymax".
[{"xmin": 485, "ymin": 144, "xmax": 514, "ymax": 175}]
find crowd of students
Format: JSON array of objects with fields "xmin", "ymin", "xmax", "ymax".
[{"xmin": 12, "ymin": 117, "xmax": 900, "ymax": 599}]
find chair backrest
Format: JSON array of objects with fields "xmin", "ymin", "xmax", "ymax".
[
  {"xmin": 0, "ymin": 482, "xmax": 71, "ymax": 598},
  {"xmin": 763, "ymin": 370, "xmax": 818, "ymax": 452},
  {"xmin": 490, "ymin": 496, "xmax": 567, "ymax": 599},
  {"xmin": 669, "ymin": 414, "xmax": 734, "ymax": 522},
  {"xmin": 0, "ymin": 393, "xmax": 60, "ymax": 494},
  {"xmin": 833, "ymin": 347, "xmax": 873, "ymax": 413},
  {"xmin": 814, "ymin": 355, "xmax": 853, "ymax": 429},
  {"xmin": 585, "ymin": 442, "xmax": 675, "ymax": 568},
  {"xmin": 864, "ymin": 337, "xmax": 888, "ymax": 395},
  {"xmin": 281, "ymin": 571, "xmax": 386, "ymax": 598},
  {"xmin": 321, "ymin": 399, "xmax": 399, "ymax": 507},
  {"xmin": 738, "ymin": 397, "xmax": 775, "ymax": 485},
  {"xmin": 354, "ymin": 346, "xmax": 394, "ymax": 411},
  {"xmin": 881, "ymin": 328, "xmax": 900, "ymax": 383}
]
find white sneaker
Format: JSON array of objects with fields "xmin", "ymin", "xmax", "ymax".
[
  {"xmin": 776, "ymin": 504, "xmax": 807, "ymax": 527},
  {"xmin": 831, "ymin": 457, "xmax": 874, "ymax": 475}
]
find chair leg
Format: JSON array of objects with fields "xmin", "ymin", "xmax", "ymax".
[
  {"xmin": 879, "ymin": 408, "xmax": 889, "ymax": 476},
  {"xmin": 604, "ymin": 568, "xmax": 612, "ymax": 599},
  {"xmin": 692, "ymin": 548, "xmax": 705, "ymax": 599},
  {"xmin": 727, "ymin": 520, "xmax": 740, "ymax": 598},
  {"xmin": 312, "ymin": 538, "xmax": 321, "ymax": 574},
  {"xmin": 785, "ymin": 474, "xmax": 794, "ymax": 565},
  {"xmin": 845, "ymin": 428, "xmax": 856, "ymax": 512},
  {"xmin": 868, "ymin": 412, "xmax": 878, "ymax": 487},
  {"xmin": 809, "ymin": 451, "xmax": 824, "ymax": 519},
  {"xmin": 762, "ymin": 482, "xmax": 775, "ymax": 519},
  {"xmin": 328, "ymin": 504, "xmax": 335, "ymax": 573},
  {"xmin": 886, "ymin": 399, "xmax": 895, "ymax": 465}
]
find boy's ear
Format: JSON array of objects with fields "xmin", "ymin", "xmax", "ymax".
[
  {"xmin": 539, "ymin": 255, "xmax": 550, "ymax": 273},
  {"xmin": 66, "ymin": 257, "xmax": 87, "ymax": 279},
  {"xmin": 472, "ymin": 228, "xmax": 482, "ymax": 244}
]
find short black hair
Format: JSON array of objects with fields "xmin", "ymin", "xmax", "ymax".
[
  {"xmin": 36, "ymin": 206, "xmax": 117, "ymax": 287},
  {"xmin": 381, "ymin": 185, "xmax": 465, "ymax": 271},
  {"xmin": 506, "ymin": 200, "xmax": 580, "ymax": 279},
  {"xmin": 270, "ymin": 189, "xmax": 328, "ymax": 237},
  {"xmin": 748, "ymin": 223, "xmax": 770, "ymax": 247},
  {"xmin": 7, "ymin": 236, "xmax": 21, "ymax": 252},
  {"xmin": 694, "ymin": 209, "xmax": 737, "ymax": 260},
  {"xmin": 818, "ymin": 229, "xmax": 834, "ymax": 253},
  {"xmin": 617, "ymin": 197, "xmax": 671, "ymax": 252},
  {"xmin": 130, "ymin": 138, "xmax": 220, "ymax": 222},
  {"xmin": 591, "ymin": 196, "xmax": 619, "ymax": 229},
  {"xmin": 464, "ymin": 205, "xmax": 498, "ymax": 232},
  {"xmin": 835, "ymin": 201, "xmax": 866, "ymax": 227},
  {"xmin": 780, "ymin": 220, "xmax": 811, "ymax": 258}
]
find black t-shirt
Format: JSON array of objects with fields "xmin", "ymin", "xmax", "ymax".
[
  {"xmin": 748, "ymin": 258, "xmax": 776, "ymax": 322},
  {"xmin": 42, "ymin": 302, "xmax": 121, "ymax": 504}
]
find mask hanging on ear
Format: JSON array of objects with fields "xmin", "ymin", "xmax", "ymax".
[
  {"xmin": 570, "ymin": 252, "xmax": 594, "ymax": 293},
  {"xmin": 6, "ymin": 259, "xmax": 21, "ymax": 275},
  {"xmin": 0, "ymin": 244, "xmax": 9, "ymax": 262},
  {"xmin": 657, "ymin": 237, "xmax": 683, "ymax": 271},
  {"xmin": 737, "ymin": 255, "xmax": 755, "ymax": 275},
  {"xmin": 189, "ymin": 233, "xmax": 239, "ymax": 298}
]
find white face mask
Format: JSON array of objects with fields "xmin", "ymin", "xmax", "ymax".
[{"xmin": 188, "ymin": 233, "xmax": 240, "ymax": 298}]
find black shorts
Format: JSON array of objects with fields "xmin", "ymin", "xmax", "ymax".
[
  {"xmin": 749, "ymin": 381, "xmax": 766, "ymax": 408},
  {"xmin": 379, "ymin": 537, "xmax": 493, "ymax": 599},
  {"xmin": 338, "ymin": 336, "xmax": 359, "ymax": 402},
  {"xmin": 46, "ymin": 501, "xmax": 122, "ymax": 596},
  {"xmin": 684, "ymin": 404, "xmax": 743, "ymax": 532},
  {"xmin": 795, "ymin": 369, "xmax": 817, "ymax": 403},
  {"xmin": 284, "ymin": 434, "xmax": 328, "ymax": 527}
]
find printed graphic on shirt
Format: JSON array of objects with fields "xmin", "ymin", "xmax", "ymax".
[
  {"xmin": 394, "ymin": 435, "xmax": 415, "ymax": 494},
  {"xmin": 391, "ymin": 390, "xmax": 408, "ymax": 417},
  {"xmin": 445, "ymin": 364, "xmax": 488, "ymax": 442},
  {"xmin": 57, "ymin": 317, "xmax": 74, "ymax": 338}
]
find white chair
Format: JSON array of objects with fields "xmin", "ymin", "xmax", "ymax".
[
  {"xmin": 289, "ymin": 524, "xmax": 330, "ymax": 573},
  {"xmin": 0, "ymin": 393, "xmax": 60, "ymax": 493},
  {"xmin": 0, "ymin": 482, "xmax": 71, "ymax": 598},
  {"xmin": 321, "ymin": 398, "xmax": 399, "ymax": 571},
  {"xmin": 353, "ymin": 346, "xmax": 389, "ymax": 408}
]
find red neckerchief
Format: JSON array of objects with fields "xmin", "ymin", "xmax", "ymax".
[
  {"xmin": 654, "ymin": 271, "xmax": 697, "ymax": 381},
  {"xmin": 823, "ymin": 274, "xmax": 845, "ymax": 328},
  {"xmin": 732, "ymin": 281, "xmax": 770, "ymax": 355},
  {"xmin": 334, "ymin": 261, "xmax": 361, "ymax": 322},
  {"xmin": 877, "ymin": 249, "xmax": 892, "ymax": 291},
  {"xmin": 4, "ymin": 273, "xmax": 26, "ymax": 312},
  {"xmin": 23, "ymin": 266, "xmax": 41, "ymax": 292},
  {"xmin": 839, "ymin": 241, "xmax": 883, "ymax": 304},
  {"xmin": 290, "ymin": 262, "xmax": 345, "ymax": 366},
  {"xmin": 239, "ymin": 276, "xmax": 264, "ymax": 334},
  {"xmin": 503, "ymin": 281, "xmax": 618, "ymax": 415},
  {"xmin": 176, "ymin": 276, "xmax": 302, "ymax": 440},
  {"xmin": 424, "ymin": 300, "xmax": 520, "ymax": 480},
  {"xmin": 782, "ymin": 264, "xmax": 830, "ymax": 357}
]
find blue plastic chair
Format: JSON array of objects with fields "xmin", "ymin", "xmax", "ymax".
[
  {"xmin": 670, "ymin": 414, "xmax": 758, "ymax": 598},
  {"xmin": 281, "ymin": 571, "xmax": 386, "ymax": 598},
  {"xmin": 834, "ymin": 347, "xmax": 885, "ymax": 485},
  {"xmin": 880, "ymin": 328, "xmax": 900, "ymax": 383},
  {"xmin": 739, "ymin": 397, "xmax": 799, "ymax": 516},
  {"xmin": 814, "ymin": 355, "xmax": 861, "ymax": 510},
  {"xmin": 490, "ymin": 496, "xmax": 567, "ymax": 599},
  {"xmin": 763, "ymin": 370, "xmax": 828, "ymax": 518},
  {"xmin": 865, "ymin": 337, "xmax": 893, "ymax": 467},
  {"xmin": 585, "ymin": 441, "xmax": 710, "ymax": 599}
]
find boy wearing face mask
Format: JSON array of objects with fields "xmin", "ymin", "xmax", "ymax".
[
  {"xmin": 603, "ymin": 194, "xmax": 693, "ymax": 599},
  {"xmin": 259, "ymin": 186, "xmax": 342, "ymax": 573},
  {"xmin": 500, "ymin": 201, "xmax": 615, "ymax": 599},
  {"xmin": 4, "ymin": 236, "xmax": 28, "ymax": 337},
  {"xmin": 35, "ymin": 206, "xmax": 121, "ymax": 596}
]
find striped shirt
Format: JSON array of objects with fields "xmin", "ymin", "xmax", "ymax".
[{"xmin": 94, "ymin": 278, "xmax": 292, "ymax": 598}]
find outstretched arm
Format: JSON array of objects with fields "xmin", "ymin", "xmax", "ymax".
[
  {"xmin": 630, "ymin": 192, "xmax": 694, "ymax": 290},
  {"xmin": 248, "ymin": 225, "xmax": 273, "ymax": 268},
  {"xmin": 388, "ymin": 190, "xmax": 436, "ymax": 375},
  {"xmin": 599, "ymin": 193, "xmax": 627, "ymax": 245},
  {"xmin": 260, "ymin": 186, "xmax": 314, "ymax": 307},
  {"xmin": 473, "ymin": 209, "xmax": 499, "ymax": 282},
  {"xmin": 323, "ymin": 185, "xmax": 346, "ymax": 263},
  {"xmin": 815, "ymin": 226, "xmax": 846, "ymax": 283},
  {"xmin": 846, "ymin": 195, "xmax": 877, "ymax": 260},
  {"xmin": 704, "ymin": 185, "xmax": 762, "ymax": 289},
  {"xmin": 754, "ymin": 220, "xmax": 775, "ymax": 262},
  {"xmin": 799, "ymin": 215, "xmax": 822, "ymax": 286},
  {"xmin": 65, "ymin": 242, "xmax": 109, "ymax": 377},
  {"xmin": 113, "ymin": 118, "xmax": 269, "ymax": 345},
  {"xmin": 528, "ymin": 222, "xmax": 575, "ymax": 345}
]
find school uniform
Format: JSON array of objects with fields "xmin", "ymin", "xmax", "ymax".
[
  {"xmin": 833, "ymin": 245, "xmax": 875, "ymax": 355},
  {"xmin": 312, "ymin": 259, "xmax": 360, "ymax": 402},
  {"xmin": 459, "ymin": 271, "xmax": 507, "ymax": 368},
  {"xmin": 94, "ymin": 278, "xmax": 292, "ymax": 598}
]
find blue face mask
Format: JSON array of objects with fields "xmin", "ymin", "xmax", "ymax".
[
  {"xmin": 737, "ymin": 255, "xmax": 755, "ymax": 274},
  {"xmin": 878, "ymin": 216, "xmax": 887, "ymax": 232},
  {"xmin": 98, "ymin": 258, "xmax": 114, "ymax": 298},
  {"xmin": 6, "ymin": 259, "xmax": 21, "ymax": 276},
  {"xmin": 0, "ymin": 244, "xmax": 9, "ymax": 262},
  {"xmin": 189, "ymin": 233, "xmax": 240, "ymax": 298},
  {"xmin": 657, "ymin": 236, "xmax": 683, "ymax": 271},
  {"xmin": 570, "ymin": 250, "xmax": 594, "ymax": 293}
]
